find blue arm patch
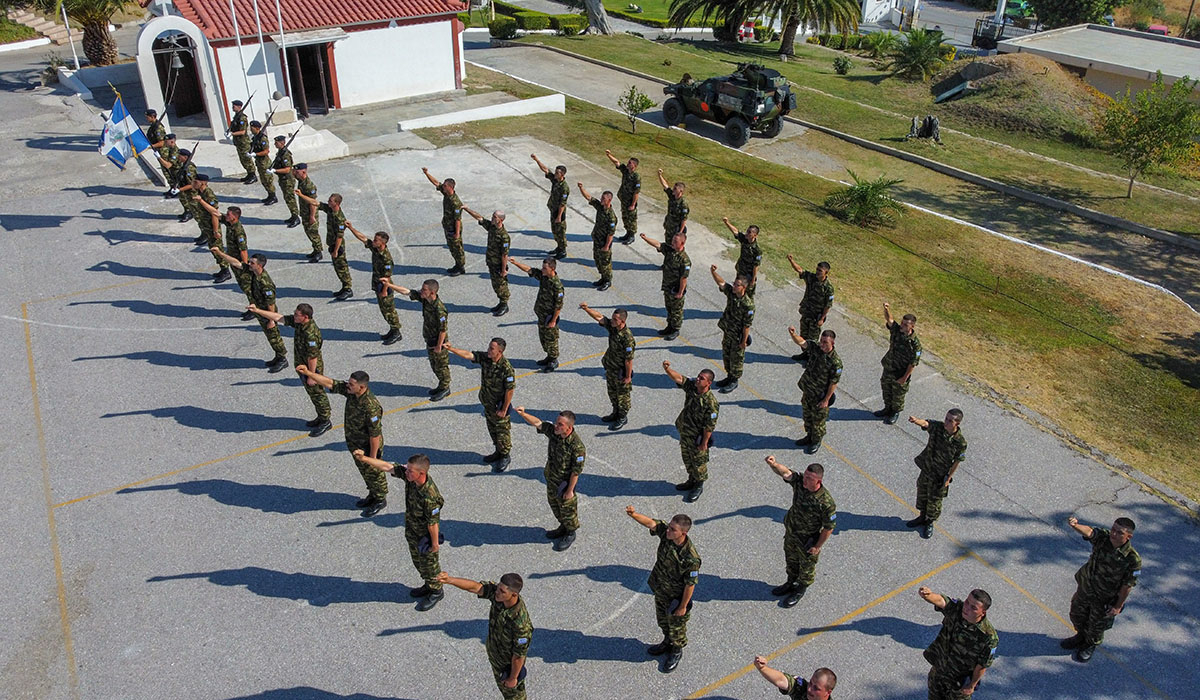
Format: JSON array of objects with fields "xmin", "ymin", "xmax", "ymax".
[
  {"xmin": 576, "ymin": 456, "xmax": 584, "ymax": 462},
  {"xmin": 431, "ymin": 507, "xmax": 440, "ymax": 515},
  {"xmin": 370, "ymin": 415, "xmax": 379, "ymax": 423},
  {"xmin": 688, "ymin": 570, "xmax": 699, "ymax": 578},
  {"xmin": 308, "ymin": 341, "xmax": 317, "ymax": 347}
]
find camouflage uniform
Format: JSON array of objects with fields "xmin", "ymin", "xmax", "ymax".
[
  {"xmin": 657, "ymin": 242, "xmax": 691, "ymax": 333},
  {"xmin": 319, "ymin": 202, "xmax": 352, "ymax": 292},
  {"xmin": 368, "ymin": 241, "xmax": 401, "ymax": 332},
  {"xmin": 616, "ymin": 163, "xmax": 640, "ymax": 236},
  {"xmin": 473, "ymin": 350, "xmax": 515, "ymax": 458},
  {"xmin": 913, "ymin": 419, "xmax": 967, "ymax": 524},
  {"xmin": 174, "ymin": 159, "xmax": 198, "ymax": 219},
  {"xmin": 717, "ymin": 283, "xmax": 754, "ymax": 381},
  {"xmin": 296, "ymin": 174, "xmax": 322, "ymax": 255},
  {"xmin": 408, "ymin": 290, "xmax": 450, "ymax": 392},
  {"xmin": 589, "ymin": 197, "xmax": 617, "ymax": 284},
  {"xmin": 403, "ymin": 471, "xmax": 444, "ymax": 591},
  {"xmin": 283, "ymin": 314, "xmax": 330, "ymax": 421},
  {"xmin": 223, "ymin": 218, "xmax": 253, "ymax": 303},
  {"xmin": 734, "ymin": 231, "xmax": 762, "ymax": 298},
  {"xmin": 480, "ymin": 218, "xmax": 510, "ymax": 303},
  {"xmin": 674, "ymin": 378, "xmax": 719, "ymax": 484},
  {"xmin": 663, "ymin": 187, "xmax": 689, "ymax": 237},
  {"xmin": 249, "ymin": 270, "xmax": 287, "ymax": 360},
  {"xmin": 528, "ymin": 269, "xmax": 564, "ymax": 360},
  {"xmin": 197, "ymin": 187, "xmax": 228, "ymax": 272},
  {"xmin": 797, "ymin": 271, "xmax": 834, "ymax": 347},
  {"xmin": 478, "ymin": 581, "xmax": 533, "ymax": 700},
  {"xmin": 229, "ymin": 110, "xmax": 254, "ymax": 178},
  {"xmin": 797, "ymin": 344, "xmax": 843, "ymax": 445},
  {"xmin": 545, "ymin": 171, "xmax": 569, "ymax": 254},
  {"xmin": 439, "ymin": 183, "xmax": 466, "ymax": 269},
  {"xmin": 600, "ymin": 318, "xmax": 635, "ymax": 417},
  {"xmin": 157, "ymin": 141, "xmax": 180, "ymax": 189},
  {"xmin": 779, "ymin": 675, "xmax": 817, "ymax": 699},
  {"xmin": 923, "ymin": 595, "xmax": 998, "ymax": 700},
  {"xmin": 250, "ymin": 129, "xmax": 275, "ymax": 196},
  {"xmin": 647, "ymin": 520, "xmax": 701, "ymax": 648},
  {"xmin": 1070, "ymin": 528, "xmax": 1141, "ymax": 647},
  {"xmin": 782, "ymin": 476, "xmax": 836, "ymax": 586},
  {"xmin": 537, "ymin": 422, "xmax": 585, "ymax": 532},
  {"xmin": 145, "ymin": 120, "xmax": 171, "ymax": 183},
  {"xmin": 881, "ymin": 321, "xmax": 922, "ymax": 415},
  {"xmin": 273, "ymin": 145, "xmax": 299, "ymax": 219},
  {"xmin": 331, "ymin": 379, "xmax": 386, "ymax": 500}
]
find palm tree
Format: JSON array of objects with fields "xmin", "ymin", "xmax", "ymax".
[
  {"xmin": 34, "ymin": 0, "xmax": 125, "ymax": 66},
  {"xmin": 668, "ymin": 0, "xmax": 762, "ymax": 42},
  {"xmin": 824, "ymin": 169, "xmax": 904, "ymax": 227},
  {"xmin": 769, "ymin": 0, "xmax": 860, "ymax": 56},
  {"xmin": 886, "ymin": 27, "xmax": 947, "ymax": 81}
]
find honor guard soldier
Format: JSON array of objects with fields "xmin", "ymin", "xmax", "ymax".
[
  {"xmin": 210, "ymin": 250, "xmax": 288, "ymax": 372},
  {"xmin": 249, "ymin": 121, "xmax": 276, "ymax": 205},
  {"xmin": 462, "ymin": 206, "xmax": 510, "ymax": 316},
  {"xmin": 625, "ymin": 507, "xmax": 700, "ymax": 674},
  {"xmin": 422, "ymin": 168, "xmax": 467, "ymax": 276},
  {"xmin": 247, "ymin": 302, "xmax": 332, "ymax": 436},
  {"xmin": 172, "ymin": 148, "xmax": 198, "ymax": 223},
  {"xmin": 194, "ymin": 175, "xmax": 231, "ymax": 282},
  {"xmin": 578, "ymin": 303, "xmax": 634, "ymax": 430},
  {"xmin": 446, "ymin": 339, "xmax": 516, "ymax": 473},
  {"xmin": 346, "ymin": 222, "xmax": 401, "ymax": 345},
  {"xmin": 605, "ymin": 150, "xmax": 640, "ymax": 244},
  {"xmin": 788, "ymin": 328, "xmax": 842, "ymax": 454},
  {"xmin": 292, "ymin": 163, "xmax": 323, "ymax": 262},
  {"xmin": 663, "ymin": 361, "xmax": 718, "ymax": 503},
  {"xmin": 271, "ymin": 134, "xmax": 301, "ymax": 227},
  {"xmin": 514, "ymin": 407, "xmax": 585, "ymax": 551},
  {"xmin": 228, "ymin": 99, "xmax": 256, "ymax": 183},
  {"xmin": 143, "ymin": 110, "xmax": 171, "ymax": 189},
  {"xmin": 531, "ymin": 153, "xmax": 569, "ymax": 259},
  {"xmin": 917, "ymin": 587, "xmax": 998, "ymax": 700},
  {"xmin": 577, "ymin": 181, "xmax": 617, "ymax": 290},
  {"xmin": 436, "ymin": 571, "xmax": 533, "ymax": 700},
  {"xmin": 215, "ymin": 206, "xmax": 253, "ymax": 314}
]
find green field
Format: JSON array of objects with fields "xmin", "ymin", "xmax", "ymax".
[{"xmin": 0, "ymin": 17, "xmax": 39, "ymax": 45}]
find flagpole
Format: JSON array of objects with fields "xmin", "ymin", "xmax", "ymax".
[
  {"xmin": 228, "ymin": 0, "xmax": 257, "ymax": 121},
  {"xmin": 251, "ymin": 0, "xmax": 273, "ymax": 109},
  {"xmin": 274, "ymin": 0, "xmax": 290, "ymax": 98},
  {"xmin": 60, "ymin": 5, "xmax": 81, "ymax": 71}
]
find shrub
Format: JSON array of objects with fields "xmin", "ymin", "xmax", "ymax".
[
  {"xmin": 817, "ymin": 33, "xmax": 831, "ymax": 45},
  {"xmin": 862, "ymin": 31, "xmax": 899, "ymax": 58},
  {"xmin": 549, "ymin": 14, "xmax": 586, "ymax": 35},
  {"xmin": 845, "ymin": 35, "xmax": 863, "ymax": 50},
  {"xmin": 492, "ymin": 0, "xmax": 527, "ymax": 16},
  {"xmin": 456, "ymin": 12, "xmax": 471, "ymax": 27},
  {"xmin": 1186, "ymin": 18, "xmax": 1200, "ymax": 40},
  {"xmin": 887, "ymin": 27, "xmax": 949, "ymax": 81},
  {"xmin": 489, "ymin": 17, "xmax": 518, "ymax": 39},
  {"xmin": 830, "ymin": 33, "xmax": 846, "ymax": 49},
  {"xmin": 753, "ymin": 25, "xmax": 778, "ymax": 42},
  {"xmin": 806, "ymin": 35, "xmax": 821, "ymax": 44},
  {"xmin": 833, "ymin": 56, "xmax": 853, "ymax": 74},
  {"xmin": 824, "ymin": 169, "xmax": 905, "ymax": 227},
  {"xmin": 514, "ymin": 11, "xmax": 551, "ymax": 30}
]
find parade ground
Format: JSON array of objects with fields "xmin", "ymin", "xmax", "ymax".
[{"xmin": 2, "ymin": 70, "xmax": 1199, "ymax": 700}]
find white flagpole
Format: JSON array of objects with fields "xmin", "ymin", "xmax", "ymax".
[
  {"xmin": 227, "ymin": 0, "xmax": 257, "ymax": 120},
  {"xmin": 274, "ymin": 0, "xmax": 291, "ymax": 98},
  {"xmin": 251, "ymin": 0, "xmax": 272, "ymax": 105},
  {"xmin": 60, "ymin": 5, "xmax": 81, "ymax": 71}
]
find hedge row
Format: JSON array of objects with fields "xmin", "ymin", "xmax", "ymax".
[
  {"xmin": 550, "ymin": 14, "xmax": 587, "ymax": 35},
  {"xmin": 489, "ymin": 16, "xmax": 518, "ymax": 38},
  {"xmin": 808, "ymin": 33, "xmax": 869, "ymax": 49}
]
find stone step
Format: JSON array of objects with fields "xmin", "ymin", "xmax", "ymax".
[
  {"xmin": 44, "ymin": 27, "xmax": 69, "ymax": 38},
  {"xmin": 51, "ymin": 36, "xmax": 72, "ymax": 45},
  {"xmin": 30, "ymin": 19, "xmax": 57, "ymax": 31},
  {"xmin": 8, "ymin": 11, "xmax": 36, "ymax": 23}
]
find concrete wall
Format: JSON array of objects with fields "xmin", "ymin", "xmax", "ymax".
[
  {"xmin": 214, "ymin": 42, "xmax": 285, "ymax": 121},
  {"xmin": 333, "ymin": 21, "xmax": 456, "ymax": 108},
  {"xmin": 862, "ymin": 0, "xmax": 892, "ymax": 24}
]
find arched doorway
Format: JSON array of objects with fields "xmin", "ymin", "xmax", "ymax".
[
  {"xmin": 137, "ymin": 15, "xmax": 225, "ymax": 140},
  {"xmin": 152, "ymin": 32, "xmax": 204, "ymax": 119}
]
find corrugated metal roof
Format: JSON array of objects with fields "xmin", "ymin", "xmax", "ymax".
[{"xmin": 173, "ymin": 0, "xmax": 466, "ymax": 41}]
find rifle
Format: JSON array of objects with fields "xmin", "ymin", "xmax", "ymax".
[
  {"xmin": 170, "ymin": 141, "xmax": 201, "ymax": 191},
  {"xmin": 261, "ymin": 106, "xmax": 278, "ymax": 131},
  {"xmin": 224, "ymin": 92, "xmax": 257, "ymax": 138},
  {"xmin": 271, "ymin": 129, "xmax": 301, "ymax": 172}
]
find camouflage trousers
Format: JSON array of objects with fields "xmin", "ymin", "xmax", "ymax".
[
  {"xmin": 654, "ymin": 592, "xmax": 691, "ymax": 648},
  {"xmin": 619, "ymin": 200, "xmax": 637, "ymax": 235},
  {"xmin": 328, "ymin": 241, "xmax": 352, "ymax": 291},
  {"xmin": 881, "ymin": 367, "xmax": 912, "ymax": 414},
  {"xmin": 593, "ymin": 246, "xmax": 613, "ymax": 283},
  {"xmin": 405, "ymin": 527, "xmax": 442, "ymax": 590},
  {"xmin": 489, "ymin": 661, "xmax": 527, "ymax": 700},
  {"xmin": 178, "ymin": 190, "xmax": 197, "ymax": 218},
  {"xmin": 926, "ymin": 667, "xmax": 972, "ymax": 700},
  {"xmin": 721, "ymin": 331, "xmax": 746, "ymax": 380},
  {"xmin": 254, "ymin": 157, "xmax": 275, "ymax": 195},
  {"xmin": 427, "ymin": 344, "xmax": 451, "ymax": 390},
  {"xmin": 784, "ymin": 529, "xmax": 822, "ymax": 586},
  {"xmin": 201, "ymin": 223, "xmax": 229, "ymax": 271},
  {"xmin": 376, "ymin": 289, "xmax": 400, "ymax": 331},
  {"xmin": 915, "ymin": 470, "xmax": 950, "ymax": 523},
  {"xmin": 233, "ymin": 266, "xmax": 254, "ymax": 302},
  {"xmin": 304, "ymin": 380, "xmax": 331, "ymax": 420},
  {"xmin": 301, "ymin": 211, "xmax": 322, "ymax": 254},
  {"xmin": 550, "ymin": 213, "xmax": 567, "ymax": 253},
  {"xmin": 233, "ymin": 137, "xmax": 254, "ymax": 177},
  {"xmin": 537, "ymin": 323, "xmax": 559, "ymax": 360},
  {"xmin": 279, "ymin": 176, "xmax": 299, "ymax": 218},
  {"xmin": 487, "ymin": 261, "xmax": 509, "ymax": 303},
  {"xmin": 663, "ymin": 217, "xmax": 682, "ymax": 237},
  {"xmin": 679, "ymin": 431, "xmax": 709, "ymax": 483},
  {"xmin": 444, "ymin": 228, "xmax": 466, "ymax": 268},
  {"xmin": 800, "ymin": 391, "xmax": 829, "ymax": 445},
  {"xmin": 798, "ymin": 313, "xmax": 822, "ymax": 348},
  {"xmin": 349, "ymin": 441, "xmax": 388, "ymax": 500},
  {"xmin": 1069, "ymin": 590, "xmax": 1118, "ymax": 646},
  {"xmin": 663, "ymin": 292, "xmax": 685, "ymax": 332},
  {"xmin": 484, "ymin": 409, "xmax": 512, "ymax": 456},
  {"xmin": 545, "ymin": 477, "xmax": 580, "ymax": 531},
  {"xmin": 605, "ymin": 368, "xmax": 631, "ymax": 415},
  {"xmin": 258, "ymin": 318, "xmax": 287, "ymax": 360}
]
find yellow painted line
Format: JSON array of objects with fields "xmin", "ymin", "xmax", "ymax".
[
  {"xmin": 23, "ymin": 303, "xmax": 78, "ymax": 690},
  {"xmin": 686, "ymin": 554, "xmax": 970, "ymax": 699}
]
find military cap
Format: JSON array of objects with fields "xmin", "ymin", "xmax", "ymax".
[
  {"xmin": 178, "ymin": 148, "xmax": 191, "ymax": 156},
  {"xmin": 294, "ymin": 162, "xmax": 308, "ymax": 170},
  {"xmin": 166, "ymin": 133, "xmax": 177, "ymax": 140},
  {"xmin": 144, "ymin": 108, "xmax": 157, "ymax": 117},
  {"xmin": 232, "ymin": 99, "xmax": 244, "ymax": 106},
  {"xmin": 249, "ymin": 120, "xmax": 262, "ymax": 128},
  {"xmin": 273, "ymin": 135, "xmax": 286, "ymax": 143},
  {"xmin": 195, "ymin": 173, "xmax": 210, "ymax": 181}
]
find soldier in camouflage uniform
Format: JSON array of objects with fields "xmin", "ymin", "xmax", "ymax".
[
  {"xmin": 514, "ymin": 407, "xmax": 585, "ymax": 551},
  {"xmin": 247, "ymin": 302, "xmax": 332, "ymax": 436},
  {"xmin": 437, "ymin": 571, "xmax": 533, "ymax": 700},
  {"xmin": 292, "ymin": 164, "xmax": 323, "ymax": 262},
  {"xmin": 663, "ymin": 361, "xmax": 718, "ymax": 503},
  {"xmin": 194, "ymin": 175, "xmax": 232, "ymax": 282},
  {"xmin": 531, "ymin": 153, "xmax": 569, "ymax": 258},
  {"xmin": 510, "ymin": 257, "xmax": 564, "ymax": 372},
  {"xmin": 358, "ymin": 452, "xmax": 446, "ymax": 611},
  {"xmin": 1061, "ymin": 516, "xmax": 1141, "ymax": 663},
  {"xmin": 227, "ymin": 99, "xmax": 256, "ymax": 183},
  {"xmin": 787, "ymin": 256, "xmax": 834, "ymax": 363},
  {"xmin": 577, "ymin": 182, "xmax": 617, "ymax": 290},
  {"xmin": 316, "ymin": 193, "xmax": 352, "ymax": 299},
  {"xmin": 640, "ymin": 231, "xmax": 691, "ymax": 341},
  {"xmin": 249, "ymin": 121, "xmax": 277, "ymax": 205},
  {"xmin": 605, "ymin": 150, "xmax": 640, "ymax": 244},
  {"xmin": 917, "ymin": 587, "xmax": 998, "ymax": 700},
  {"xmin": 788, "ymin": 328, "xmax": 843, "ymax": 454},
  {"xmin": 422, "ymin": 168, "xmax": 467, "ymax": 276},
  {"xmin": 213, "ymin": 207, "xmax": 254, "ymax": 316},
  {"xmin": 447, "ymin": 338, "xmax": 516, "ymax": 473},
  {"xmin": 143, "ymin": 111, "xmax": 171, "ymax": 191},
  {"xmin": 383, "ymin": 278, "xmax": 451, "ymax": 401},
  {"xmin": 171, "ymin": 148, "xmax": 197, "ymax": 223},
  {"xmin": 463, "ymin": 206, "xmax": 510, "ymax": 316},
  {"xmin": 271, "ymin": 134, "xmax": 301, "ymax": 227},
  {"xmin": 579, "ymin": 303, "xmax": 634, "ymax": 430},
  {"xmin": 722, "ymin": 217, "xmax": 763, "ymax": 298},
  {"xmin": 346, "ymin": 222, "xmax": 402, "ymax": 345},
  {"xmin": 711, "ymin": 265, "xmax": 754, "ymax": 393},
  {"xmin": 764, "ymin": 457, "xmax": 836, "ymax": 607},
  {"xmin": 657, "ymin": 168, "xmax": 689, "ymax": 237},
  {"xmin": 626, "ymin": 507, "xmax": 700, "ymax": 674},
  {"xmin": 754, "ymin": 656, "xmax": 838, "ymax": 699},
  {"xmin": 297, "ymin": 367, "xmax": 388, "ymax": 517},
  {"xmin": 906, "ymin": 410, "xmax": 967, "ymax": 538},
  {"xmin": 210, "ymin": 251, "xmax": 288, "ymax": 371},
  {"xmin": 874, "ymin": 303, "xmax": 922, "ymax": 424},
  {"xmin": 155, "ymin": 132, "xmax": 180, "ymax": 197}
]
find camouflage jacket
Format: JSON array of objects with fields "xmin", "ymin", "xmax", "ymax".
[
  {"xmin": 283, "ymin": 315, "xmax": 322, "ymax": 368},
  {"xmin": 545, "ymin": 171, "xmax": 568, "ymax": 213},
  {"xmin": 1075, "ymin": 528, "xmax": 1141, "ymax": 601},
  {"xmin": 735, "ymin": 231, "xmax": 762, "ymax": 279},
  {"xmin": 529, "ymin": 269, "xmax": 564, "ymax": 324},
  {"xmin": 408, "ymin": 291, "xmax": 448, "ymax": 345},
  {"xmin": 296, "ymin": 175, "xmax": 316, "ymax": 215},
  {"xmin": 717, "ymin": 283, "xmax": 754, "ymax": 336},
  {"xmin": 439, "ymin": 183, "xmax": 462, "ymax": 230},
  {"xmin": 617, "ymin": 163, "xmax": 641, "ymax": 203},
  {"xmin": 663, "ymin": 187, "xmax": 689, "ymax": 231},
  {"xmin": 331, "ymin": 380, "xmax": 383, "ymax": 446},
  {"xmin": 648, "ymin": 520, "xmax": 701, "ymax": 599},
  {"xmin": 674, "ymin": 378, "xmax": 718, "ymax": 437},
  {"xmin": 601, "ymin": 318, "xmax": 635, "ymax": 374},
  {"xmin": 272, "ymin": 146, "xmax": 293, "ymax": 176},
  {"xmin": 798, "ymin": 345, "xmax": 843, "ymax": 398},
  {"xmin": 249, "ymin": 270, "xmax": 276, "ymax": 309},
  {"xmin": 799, "ymin": 270, "xmax": 834, "ymax": 315},
  {"xmin": 589, "ymin": 198, "xmax": 617, "ymax": 247},
  {"xmin": 229, "ymin": 111, "xmax": 249, "ymax": 143},
  {"xmin": 537, "ymin": 421, "xmax": 585, "ymax": 486},
  {"xmin": 367, "ymin": 241, "xmax": 393, "ymax": 284},
  {"xmin": 479, "ymin": 583, "xmax": 533, "ymax": 669},
  {"xmin": 480, "ymin": 219, "xmax": 510, "ymax": 266},
  {"xmin": 473, "ymin": 350, "xmax": 515, "ymax": 411},
  {"xmin": 250, "ymin": 130, "xmax": 269, "ymax": 160},
  {"xmin": 784, "ymin": 479, "xmax": 836, "ymax": 537},
  {"xmin": 318, "ymin": 202, "xmax": 347, "ymax": 250},
  {"xmin": 223, "ymin": 219, "xmax": 247, "ymax": 260},
  {"xmin": 883, "ymin": 321, "xmax": 922, "ymax": 373},
  {"xmin": 915, "ymin": 420, "xmax": 967, "ymax": 478},
  {"xmin": 924, "ymin": 596, "xmax": 998, "ymax": 679},
  {"xmin": 404, "ymin": 473, "xmax": 443, "ymax": 531},
  {"xmin": 658, "ymin": 243, "xmax": 691, "ymax": 293}
]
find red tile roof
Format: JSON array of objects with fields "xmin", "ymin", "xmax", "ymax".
[{"xmin": 172, "ymin": 0, "xmax": 467, "ymax": 41}]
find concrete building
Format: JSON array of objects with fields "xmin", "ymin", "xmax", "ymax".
[{"xmin": 998, "ymin": 24, "xmax": 1200, "ymax": 101}]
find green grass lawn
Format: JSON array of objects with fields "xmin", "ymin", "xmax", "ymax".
[
  {"xmin": 425, "ymin": 65, "xmax": 1200, "ymax": 502},
  {"xmin": 0, "ymin": 18, "xmax": 40, "ymax": 44}
]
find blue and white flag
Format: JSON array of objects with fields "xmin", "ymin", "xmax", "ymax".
[{"xmin": 98, "ymin": 95, "xmax": 152, "ymax": 170}]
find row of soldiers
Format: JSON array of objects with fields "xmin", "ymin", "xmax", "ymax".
[{"xmin": 136, "ymin": 106, "xmax": 1143, "ymax": 698}]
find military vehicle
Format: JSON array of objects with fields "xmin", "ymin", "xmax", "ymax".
[{"xmin": 661, "ymin": 63, "xmax": 797, "ymax": 148}]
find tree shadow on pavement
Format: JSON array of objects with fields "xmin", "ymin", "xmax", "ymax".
[
  {"xmin": 118, "ymin": 478, "xmax": 354, "ymax": 514},
  {"xmin": 227, "ymin": 689, "xmax": 408, "ymax": 700},
  {"xmin": 147, "ymin": 567, "xmax": 399, "ymax": 606},
  {"xmin": 102, "ymin": 405, "xmax": 304, "ymax": 433},
  {"xmin": 75, "ymin": 350, "xmax": 264, "ymax": 372}
]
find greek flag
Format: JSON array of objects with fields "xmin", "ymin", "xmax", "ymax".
[{"xmin": 97, "ymin": 95, "xmax": 151, "ymax": 170}]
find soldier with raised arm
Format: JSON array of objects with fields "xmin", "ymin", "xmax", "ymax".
[
  {"xmin": 462, "ymin": 205, "xmax": 510, "ymax": 316},
  {"xmin": 753, "ymin": 656, "xmax": 838, "ymax": 699},
  {"xmin": 663, "ymin": 361, "xmax": 718, "ymax": 503},
  {"xmin": 345, "ymin": 222, "xmax": 401, "ymax": 345},
  {"xmin": 625, "ymin": 506, "xmax": 700, "ymax": 674},
  {"xmin": 514, "ymin": 407, "xmax": 585, "ymax": 551},
  {"xmin": 764, "ymin": 457, "xmax": 836, "ymax": 608},
  {"xmin": 788, "ymin": 327, "xmax": 842, "ymax": 455},
  {"xmin": 787, "ymin": 255, "xmax": 833, "ymax": 363},
  {"xmin": 1060, "ymin": 516, "xmax": 1141, "ymax": 663},
  {"xmin": 906, "ymin": 409, "xmax": 967, "ymax": 539},
  {"xmin": 579, "ymin": 303, "xmax": 634, "ymax": 430},
  {"xmin": 917, "ymin": 587, "xmax": 998, "ymax": 700},
  {"xmin": 247, "ymin": 302, "xmax": 331, "ymax": 436},
  {"xmin": 531, "ymin": 153, "xmax": 569, "ymax": 259},
  {"xmin": 446, "ymin": 339, "xmax": 515, "ymax": 472},
  {"xmin": 874, "ymin": 302, "xmax": 922, "ymax": 424},
  {"xmin": 657, "ymin": 168, "xmax": 688, "ymax": 237},
  {"xmin": 293, "ymin": 163, "xmax": 323, "ymax": 262},
  {"xmin": 379, "ymin": 278, "xmax": 451, "ymax": 401},
  {"xmin": 711, "ymin": 265, "xmax": 754, "ymax": 393},
  {"xmin": 436, "ymin": 571, "xmax": 533, "ymax": 700},
  {"xmin": 640, "ymin": 231, "xmax": 690, "ymax": 341},
  {"xmin": 605, "ymin": 149, "xmax": 640, "ymax": 244},
  {"xmin": 422, "ymin": 167, "xmax": 467, "ymax": 276},
  {"xmin": 509, "ymin": 257, "xmax": 564, "ymax": 372},
  {"xmin": 722, "ymin": 217, "xmax": 762, "ymax": 297},
  {"xmin": 577, "ymin": 181, "xmax": 617, "ymax": 290},
  {"xmin": 209, "ymin": 250, "xmax": 287, "ymax": 372}
]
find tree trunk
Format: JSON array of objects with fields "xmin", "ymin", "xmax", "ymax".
[
  {"xmin": 582, "ymin": 0, "xmax": 614, "ymax": 35},
  {"xmin": 1127, "ymin": 173, "xmax": 1135, "ymax": 198},
  {"xmin": 81, "ymin": 21, "xmax": 118, "ymax": 66},
  {"xmin": 778, "ymin": 13, "xmax": 801, "ymax": 56}
]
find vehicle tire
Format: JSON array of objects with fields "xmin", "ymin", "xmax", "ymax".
[
  {"xmin": 662, "ymin": 98, "xmax": 686, "ymax": 127},
  {"xmin": 762, "ymin": 118, "xmax": 783, "ymax": 138},
  {"xmin": 725, "ymin": 117, "xmax": 750, "ymax": 148}
]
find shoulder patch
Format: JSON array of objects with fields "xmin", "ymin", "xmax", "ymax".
[
  {"xmin": 307, "ymin": 341, "xmax": 317, "ymax": 347},
  {"xmin": 829, "ymin": 512, "xmax": 837, "ymax": 520},
  {"xmin": 517, "ymin": 637, "xmax": 529, "ymax": 645},
  {"xmin": 1132, "ymin": 570, "xmax": 1141, "ymax": 577},
  {"xmin": 688, "ymin": 570, "xmax": 699, "ymax": 577},
  {"xmin": 576, "ymin": 456, "xmax": 584, "ymax": 462},
  {"xmin": 431, "ymin": 507, "xmax": 440, "ymax": 515},
  {"xmin": 370, "ymin": 415, "xmax": 379, "ymax": 422},
  {"xmin": 506, "ymin": 376, "xmax": 514, "ymax": 382},
  {"xmin": 710, "ymin": 412, "xmax": 718, "ymax": 419}
]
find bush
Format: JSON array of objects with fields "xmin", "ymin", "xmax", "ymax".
[
  {"xmin": 817, "ymin": 33, "xmax": 831, "ymax": 45},
  {"xmin": 455, "ymin": 12, "xmax": 471, "ymax": 27},
  {"xmin": 753, "ymin": 25, "xmax": 778, "ymax": 42},
  {"xmin": 549, "ymin": 14, "xmax": 586, "ymax": 35},
  {"xmin": 862, "ymin": 31, "xmax": 900, "ymax": 58},
  {"xmin": 1186, "ymin": 18, "xmax": 1200, "ymax": 40},
  {"xmin": 829, "ymin": 33, "xmax": 845, "ymax": 49},
  {"xmin": 489, "ymin": 17, "xmax": 518, "ymax": 39},
  {"xmin": 492, "ymin": 0, "xmax": 527, "ymax": 16},
  {"xmin": 514, "ymin": 11, "xmax": 551, "ymax": 30},
  {"xmin": 824, "ymin": 169, "xmax": 905, "ymax": 227},
  {"xmin": 846, "ymin": 35, "xmax": 863, "ymax": 50},
  {"xmin": 606, "ymin": 7, "xmax": 670, "ymax": 27},
  {"xmin": 806, "ymin": 35, "xmax": 821, "ymax": 44},
  {"xmin": 833, "ymin": 56, "xmax": 853, "ymax": 74}
]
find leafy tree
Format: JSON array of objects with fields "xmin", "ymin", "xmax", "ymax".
[
  {"xmin": 668, "ymin": 0, "xmax": 759, "ymax": 43},
  {"xmin": 862, "ymin": 30, "xmax": 899, "ymax": 58},
  {"xmin": 617, "ymin": 85, "xmax": 656, "ymax": 132},
  {"xmin": 886, "ymin": 28, "xmax": 947, "ymax": 81},
  {"xmin": 771, "ymin": 0, "xmax": 860, "ymax": 56},
  {"xmin": 1101, "ymin": 72, "xmax": 1200, "ymax": 198},
  {"xmin": 824, "ymin": 169, "xmax": 904, "ymax": 227},
  {"xmin": 1027, "ymin": 0, "xmax": 1120, "ymax": 29},
  {"xmin": 582, "ymin": 0, "xmax": 614, "ymax": 34},
  {"xmin": 33, "ymin": 0, "xmax": 124, "ymax": 66}
]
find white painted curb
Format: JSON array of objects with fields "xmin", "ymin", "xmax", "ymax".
[
  {"xmin": 0, "ymin": 36, "xmax": 50, "ymax": 53},
  {"xmin": 398, "ymin": 93, "xmax": 565, "ymax": 130},
  {"xmin": 56, "ymin": 67, "xmax": 92, "ymax": 99}
]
